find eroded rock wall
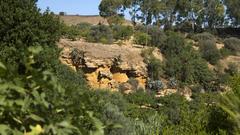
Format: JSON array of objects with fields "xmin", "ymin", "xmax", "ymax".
[{"xmin": 58, "ymin": 39, "xmax": 160, "ymax": 90}]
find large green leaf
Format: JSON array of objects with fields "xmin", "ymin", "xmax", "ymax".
[
  {"xmin": 27, "ymin": 114, "xmax": 45, "ymax": 122},
  {"xmin": 0, "ymin": 124, "xmax": 11, "ymax": 135},
  {"xmin": 88, "ymin": 111, "xmax": 105, "ymax": 135},
  {"xmin": 0, "ymin": 62, "xmax": 6, "ymax": 70},
  {"xmin": 0, "ymin": 83, "xmax": 26, "ymax": 95}
]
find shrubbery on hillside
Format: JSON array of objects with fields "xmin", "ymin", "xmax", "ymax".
[
  {"xmin": 199, "ymin": 39, "xmax": 221, "ymax": 65},
  {"xmin": 87, "ymin": 24, "xmax": 114, "ymax": 44},
  {"xmin": 112, "ymin": 25, "xmax": 133, "ymax": 40},
  {"xmin": 1, "ymin": 0, "xmax": 240, "ymax": 134},
  {"xmin": 62, "ymin": 23, "xmax": 134, "ymax": 43},
  {"xmin": 220, "ymin": 75, "xmax": 240, "ymax": 133},
  {"xmin": 161, "ymin": 32, "xmax": 214, "ymax": 89},
  {"xmin": 134, "ymin": 32, "xmax": 151, "ymax": 45},
  {"xmin": 224, "ymin": 37, "xmax": 240, "ymax": 53},
  {"xmin": 135, "ymin": 25, "xmax": 167, "ymax": 47},
  {"xmin": 147, "ymin": 57, "xmax": 164, "ymax": 80},
  {"xmin": 62, "ymin": 25, "xmax": 80, "ymax": 41},
  {"xmin": 192, "ymin": 32, "xmax": 216, "ymax": 42},
  {"xmin": 76, "ymin": 22, "xmax": 92, "ymax": 37}
]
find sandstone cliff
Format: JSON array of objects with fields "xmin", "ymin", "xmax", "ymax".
[{"xmin": 58, "ymin": 39, "xmax": 163, "ymax": 90}]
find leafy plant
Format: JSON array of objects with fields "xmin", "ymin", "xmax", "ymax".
[
  {"xmin": 0, "ymin": 47, "xmax": 104, "ymax": 134},
  {"xmin": 76, "ymin": 22, "xmax": 92, "ymax": 37},
  {"xmin": 147, "ymin": 57, "xmax": 164, "ymax": 80},
  {"xmin": 87, "ymin": 24, "xmax": 113, "ymax": 44},
  {"xmin": 220, "ymin": 75, "xmax": 240, "ymax": 133},
  {"xmin": 192, "ymin": 32, "xmax": 216, "ymax": 42},
  {"xmin": 199, "ymin": 39, "xmax": 221, "ymax": 65},
  {"xmin": 134, "ymin": 32, "xmax": 151, "ymax": 46},
  {"xmin": 62, "ymin": 25, "xmax": 80, "ymax": 41},
  {"xmin": 112, "ymin": 25, "xmax": 133, "ymax": 40},
  {"xmin": 224, "ymin": 37, "xmax": 240, "ymax": 53}
]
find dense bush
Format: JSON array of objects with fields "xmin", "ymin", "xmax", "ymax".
[
  {"xmin": 0, "ymin": 1, "xmax": 104, "ymax": 134},
  {"xmin": 87, "ymin": 24, "xmax": 113, "ymax": 44},
  {"xmin": 0, "ymin": 47, "xmax": 104, "ymax": 134},
  {"xmin": 1, "ymin": 0, "xmax": 238, "ymax": 134},
  {"xmin": 220, "ymin": 75, "xmax": 240, "ymax": 133},
  {"xmin": 225, "ymin": 63, "xmax": 239, "ymax": 76},
  {"xmin": 135, "ymin": 25, "xmax": 167, "ymax": 47},
  {"xmin": 147, "ymin": 57, "xmax": 164, "ymax": 80},
  {"xmin": 0, "ymin": 1, "xmax": 62, "ymax": 71},
  {"xmin": 161, "ymin": 32, "xmax": 214, "ymax": 89},
  {"xmin": 76, "ymin": 22, "xmax": 92, "ymax": 37},
  {"xmin": 134, "ymin": 32, "xmax": 151, "ymax": 45},
  {"xmin": 125, "ymin": 90, "xmax": 157, "ymax": 107},
  {"xmin": 220, "ymin": 47, "xmax": 233, "ymax": 58},
  {"xmin": 192, "ymin": 32, "xmax": 216, "ymax": 42},
  {"xmin": 161, "ymin": 32, "xmax": 185, "ymax": 57},
  {"xmin": 199, "ymin": 39, "xmax": 221, "ymax": 65},
  {"xmin": 224, "ymin": 37, "xmax": 240, "ymax": 53},
  {"xmin": 62, "ymin": 25, "xmax": 80, "ymax": 41},
  {"xmin": 147, "ymin": 27, "xmax": 167, "ymax": 47},
  {"xmin": 86, "ymin": 90, "xmax": 135, "ymax": 135},
  {"xmin": 112, "ymin": 25, "xmax": 133, "ymax": 40}
]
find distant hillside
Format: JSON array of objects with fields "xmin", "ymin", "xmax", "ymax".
[{"xmin": 59, "ymin": 15, "xmax": 132, "ymax": 26}]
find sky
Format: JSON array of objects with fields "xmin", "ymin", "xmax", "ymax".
[{"xmin": 37, "ymin": 0, "xmax": 101, "ymax": 15}]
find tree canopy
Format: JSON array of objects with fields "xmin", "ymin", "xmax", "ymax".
[{"xmin": 99, "ymin": 0, "xmax": 239, "ymax": 29}]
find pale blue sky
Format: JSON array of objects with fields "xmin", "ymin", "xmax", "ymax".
[{"xmin": 37, "ymin": 0, "xmax": 101, "ymax": 15}]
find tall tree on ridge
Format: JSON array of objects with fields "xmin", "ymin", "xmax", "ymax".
[{"xmin": 224, "ymin": 0, "xmax": 240, "ymax": 26}]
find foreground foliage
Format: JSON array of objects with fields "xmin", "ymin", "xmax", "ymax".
[{"xmin": 1, "ymin": 0, "xmax": 240, "ymax": 135}]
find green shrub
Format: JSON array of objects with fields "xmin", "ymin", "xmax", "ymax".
[
  {"xmin": 225, "ymin": 63, "xmax": 239, "ymax": 76},
  {"xmin": 134, "ymin": 32, "xmax": 151, "ymax": 46},
  {"xmin": 0, "ymin": 1, "xmax": 62, "ymax": 70},
  {"xmin": 135, "ymin": 25, "xmax": 167, "ymax": 47},
  {"xmin": 76, "ymin": 22, "xmax": 92, "ymax": 37},
  {"xmin": 140, "ymin": 48, "xmax": 155, "ymax": 60},
  {"xmin": 220, "ymin": 48, "xmax": 233, "ymax": 58},
  {"xmin": 125, "ymin": 90, "xmax": 157, "ymax": 106},
  {"xmin": 132, "ymin": 113, "xmax": 167, "ymax": 135},
  {"xmin": 157, "ymin": 94, "xmax": 188, "ymax": 125},
  {"xmin": 112, "ymin": 25, "xmax": 133, "ymax": 40},
  {"xmin": 62, "ymin": 25, "xmax": 80, "ymax": 41},
  {"xmin": 161, "ymin": 32, "xmax": 185, "ymax": 57},
  {"xmin": 192, "ymin": 32, "xmax": 216, "ymax": 42},
  {"xmin": 87, "ymin": 24, "xmax": 113, "ymax": 44},
  {"xmin": 162, "ymin": 32, "xmax": 214, "ymax": 88},
  {"xmin": 199, "ymin": 40, "xmax": 221, "ymax": 65},
  {"xmin": 207, "ymin": 106, "xmax": 235, "ymax": 134},
  {"xmin": 220, "ymin": 75, "xmax": 240, "ymax": 133},
  {"xmin": 0, "ymin": 47, "xmax": 103, "ymax": 134},
  {"xmin": 147, "ymin": 26, "xmax": 167, "ymax": 47},
  {"xmin": 147, "ymin": 57, "xmax": 164, "ymax": 80},
  {"xmin": 102, "ymin": 103, "xmax": 134, "ymax": 135},
  {"xmin": 224, "ymin": 37, "xmax": 240, "ymax": 53},
  {"xmin": 0, "ymin": 0, "xmax": 106, "ymax": 134},
  {"xmin": 86, "ymin": 90, "xmax": 135, "ymax": 135}
]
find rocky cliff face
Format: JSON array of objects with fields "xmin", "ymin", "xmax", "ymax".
[{"xmin": 58, "ymin": 39, "xmax": 163, "ymax": 90}]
